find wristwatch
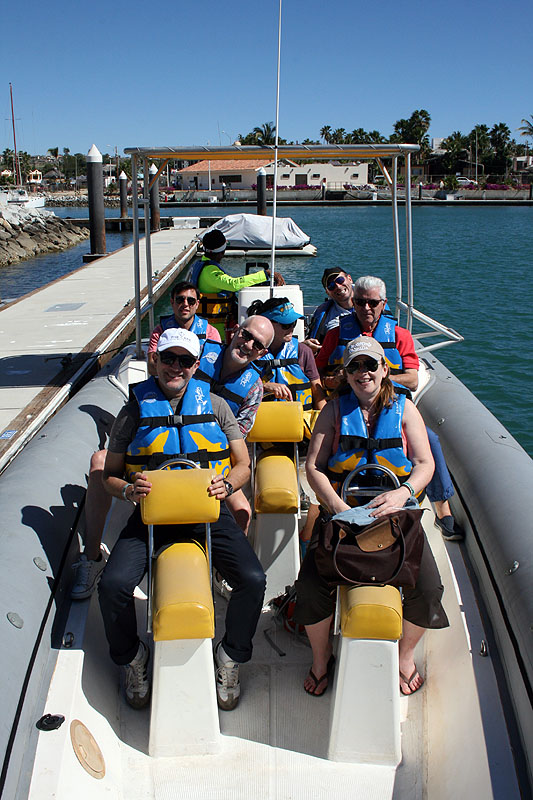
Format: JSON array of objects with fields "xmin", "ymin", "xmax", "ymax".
[{"xmin": 223, "ymin": 480, "xmax": 234, "ymax": 497}]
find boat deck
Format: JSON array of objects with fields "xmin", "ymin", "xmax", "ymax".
[
  {"xmin": 0, "ymin": 228, "xmax": 197, "ymax": 472},
  {"xmin": 27, "ymin": 490, "xmax": 515, "ymax": 800}
]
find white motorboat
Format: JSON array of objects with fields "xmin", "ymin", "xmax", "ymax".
[
  {"xmin": 0, "ymin": 143, "xmax": 531, "ymax": 800},
  {"xmin": 0, "ymin": 187, "xmax": 45, "ymax": 209}
]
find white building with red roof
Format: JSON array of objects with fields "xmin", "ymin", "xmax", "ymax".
[{"xmin": 177, "ymin": 158, "xmax": 368, "ymax": 190}]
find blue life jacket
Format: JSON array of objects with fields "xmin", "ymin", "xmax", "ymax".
[
  {"xmin": 327, "ymin": 391, "xmax": 412, "ymax": 496},
  {"xmin": 328, "ymin": 312, "xmax": 403, "ymax": 373},
  {"xmin": 257, "ymin": 337, "xmax": 313, "ymax": 409},
  {"xmin": 195, "ymin": 340, "xmax": 262, "ymax": 417},
  {"xmin": 159, "ymin": 314, "xmax": 209, "ymax": 343},
  {"xmin": 124, "ymin": 375, "xmax": 231, "ymax": 480},
  {"xmin": 308, "ymin": 298, "xmax": 335, "ymax": 341}
]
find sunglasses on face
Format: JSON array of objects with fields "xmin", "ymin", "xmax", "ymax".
[
  {"xmin": 327, "ymin": 275, "xmax": 346, "ymax": 291},
  {"xmin": 173, "ymin": 295, "xmax": 197, "ymax": 307},
  {"xmin": 159, "ymin": 351, "xmax": 197, "ymax": 368},
  {"xmin": 238, "ymin": 327, "xmax": 266, "ymax": 351},
  {"xmin": 279, "ymin": 321, "xmax": 297, "ymax": 331},
  {"xmin": 354, "ymin": 297, "xmax": 383, "ymax": 309},
  {"xmin": 346, "ymin": 358, "xmax": 380, "ymax": 374}
]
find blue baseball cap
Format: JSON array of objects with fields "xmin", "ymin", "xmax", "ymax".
[{"xmin": 262, "ymin": 301, "xmax": 303, "ymax": 325}]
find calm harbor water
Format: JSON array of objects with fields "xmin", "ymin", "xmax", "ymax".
[{"xmin": 1, "ymin": 204, "xmax": 531, "ymax": 456}]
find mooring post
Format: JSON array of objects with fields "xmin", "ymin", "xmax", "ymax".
[
  {"xmin": 84, "ymin": 144, "xmax": 106, "ymax": 261},
  {"xmin": 529, "ymin": 182, "xmax": 533, "ymax": 201},
  {"xmin": 119, "ymin": 171, "xmax": 128, "ymax": 219},
  {"xmin": 418, "ymin": 183, "xmax": 423, "ymax": 200},
  {"xmin": 149, "ymin": 163, "xmax": 160, "ymax": 232},
  {"xmin": 257, "ymin": 167, "xmax": 267, "ymax": 216}
]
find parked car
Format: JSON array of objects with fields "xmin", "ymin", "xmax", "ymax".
[{"xmin": 456, "ymin": 177, "xmax": 478, "ymax": 186}]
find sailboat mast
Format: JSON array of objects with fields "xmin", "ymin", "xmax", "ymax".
[{"xmin": 9, "ymin": 83, "xmax": 22, "ymax": 186}]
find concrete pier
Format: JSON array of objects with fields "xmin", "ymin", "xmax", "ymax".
[{"xmin": 0, "ymin": 228, "xmax": 198, "ymax": 472}]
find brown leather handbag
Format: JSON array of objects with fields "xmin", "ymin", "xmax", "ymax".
[{"xmin": 314, "ymin": 508, "xmax": 426, "ymax": 588}]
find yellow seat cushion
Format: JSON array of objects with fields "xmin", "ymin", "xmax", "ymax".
[
  {"xmin": 247, "ymin": 401, "xmax": 303, "ymax": 443},
  {"xmin": 140, "ymin": 469, "xmax": 220, "ymax": 526},
  {"xmin": 340, "ymin": 585, "xmax": 403, "ymax": 640},
  {"xmin": 254, "ymin": 451, "xmax": 298, "ymax": 514},
  {"xmin": 152, "ymin": 542, "xmax": 214, "ymax": 641}
]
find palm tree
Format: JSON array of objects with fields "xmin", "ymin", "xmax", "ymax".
[
  {"xmin": 331, "ymin": 128, "xmax": 346, "ymax": 144},
  {"xmin": 320, "ymin": 125, "xmax": 332, "ymax": 143},
  {"xmin": 2, "ymin": 148, "xmax": 14, "ymax": 168},
  {"xmin": 442, "ymin": 131, "xmax": 469, "ymax": 173},
  {"xmin": 518, "ymin": 116, "xmax": 533, "ymax": 139},
  {"xmin": 252, "ymin": 122, "xmax": 276, "ymax": 145}
]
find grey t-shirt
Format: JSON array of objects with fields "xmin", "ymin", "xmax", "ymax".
[{"xmin": 108, "ymin": 389, "xmax": 242, "ymax": 454}]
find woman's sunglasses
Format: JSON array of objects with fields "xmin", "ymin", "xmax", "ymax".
[
  {"xmin": 354, "ymin": 297, "xmax": 383, "ymax": 309},
  {"xmin": 279, "ymin": 321, "xmax": 297, "ymax": 330},
  {"xmin": 159, "ymin": 351, "xmax": 197, "ymax": 368},
  {"xmin": 346, "ymin": 358, "xmax": 380, "ymax": 374},
  {"xmin": 327, "ymin": 275, "xmax": 346, "ymax": 291},
  {"xmin": 238, "ymin": 327, "xmax": 266, "ymax": 351}
]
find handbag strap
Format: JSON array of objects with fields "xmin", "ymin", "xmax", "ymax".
[{"xmin": 332, "ymin": 516, "xmax": 406, "ymax": 586}]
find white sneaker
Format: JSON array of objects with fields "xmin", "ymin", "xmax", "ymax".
[
  {"xmin": 124, "ymin": 641, "xmax": 150, "ymax": 710},
  {"xmin": 71, "ymin": 553, "xmax": 106, "ymax": 600},
  {"xmin": 214, "ymin": 642, "xmax": 240, "ymax": 711},
  {"xmin": 213, "ymin": 570, "xmax": 233, "ymax": 601}
]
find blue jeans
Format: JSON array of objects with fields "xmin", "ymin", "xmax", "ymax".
[
  {"xmin": 99, "ymin": 503, "xmax": 266, "ymax": 666},
  {"xmin": 425, "ymin": 427, "xmax": 454, "ymax": 503}
]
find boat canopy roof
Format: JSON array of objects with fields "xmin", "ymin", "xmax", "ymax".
[{"xmin": 124, "ymin": 143, "xmax": 420, "ymax": 161}]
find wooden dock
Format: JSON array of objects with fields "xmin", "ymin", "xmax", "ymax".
[{"xmin": 0, "ymin": 228, "xmax": 198, "ymax": 472}]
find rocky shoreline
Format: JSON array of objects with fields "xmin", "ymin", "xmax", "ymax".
[{"xmin": 0, "ymin": 204, "xmax": 89, "ymax": 268}]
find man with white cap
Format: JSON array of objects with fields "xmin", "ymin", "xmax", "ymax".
[{"xmin": 99, "ymin": 328, "xmax": 266, "ymax": 712}]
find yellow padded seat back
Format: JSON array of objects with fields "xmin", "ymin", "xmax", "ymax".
[
  {"xmin": 255, "ymin": 451, "xmax": 298, "ymax": 514},
  {"xmin": 303, "ymin": 409, "xmax": 321, "ymax": 440},
  {"xmin": 340, "ymin": 585, "xmax": 403, "ymax": 640},
  {"xmin": 247, "ymin": 401, "xmax": 304, "ymax": 443},
  {"xmin": 140, "ymin": 469, "xmax": 220, "ymax": 526},
  {"xmin": 152, "ymin": 542, "xmax": 214, "ymax": 641}
]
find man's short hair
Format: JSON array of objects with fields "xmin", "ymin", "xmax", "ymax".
[
  {"xmin": 354, "ymin": 276, "xmax": 386, "ymax": 299},
  {"xmin": 171, "ymin": 281, "xmax": 200, "ymax": 300}
]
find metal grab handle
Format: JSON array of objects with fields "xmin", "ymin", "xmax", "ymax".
[
  {"xmin": 341, "ymin": 463, "xmax": 400, "ymax": 503},
  {"xmin": 147, "ymin": 458, "xmax": 211, "ymax": 634}
]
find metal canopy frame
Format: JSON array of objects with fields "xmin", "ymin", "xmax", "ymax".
[{"xmin": 126, "ymin": 143, "xmax": 462, "ymax": 358}]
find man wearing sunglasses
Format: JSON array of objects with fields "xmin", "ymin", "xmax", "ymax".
[
  {"xmin": 316, "ymin": 275, "xmax": 418, "ymax": 391},
  {"xmin": 100, "ymin": 327, "xmax": 266, "ymax": 712},
  {"xmin": 195, "ymin": 316, "xmax": 275, "ymax": 534},
  {"xmin": 147, "ymin": 281, "xmax": 221, "ymax": 375},
  {"xmin": 305, "ymin": 268, "xmax": 354, "ymax": 353},
  {"xmin": 71, "ymin": 282, "xmax": 223, "ymax": 602}
]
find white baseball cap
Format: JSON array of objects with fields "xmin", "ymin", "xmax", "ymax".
[{"xmin": 156, "ymin": 328, "xmax": 201, "ymax": 358}]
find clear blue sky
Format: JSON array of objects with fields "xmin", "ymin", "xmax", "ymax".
[{"xmin": 2, "ymin": 0, "xmax": 532, "ymax": 158}]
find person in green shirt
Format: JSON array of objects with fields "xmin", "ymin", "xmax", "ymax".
[{"xmin": 190, "ymin": 229, "xmax": 284, "ymax": 339}]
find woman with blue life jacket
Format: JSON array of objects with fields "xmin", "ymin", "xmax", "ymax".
[{"xmin": 294, "ymin": 336, "xmax": 448, "ymax": 698}]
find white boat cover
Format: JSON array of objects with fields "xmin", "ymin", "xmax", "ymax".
[{"xmin": 200, "ymin": 213, "xmax": 311, "ymax": 249}]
